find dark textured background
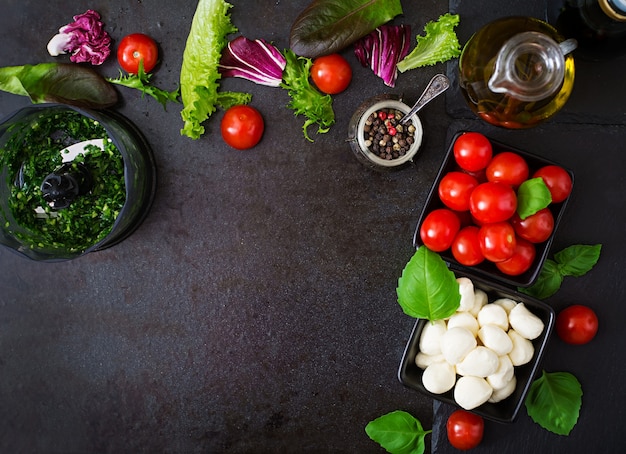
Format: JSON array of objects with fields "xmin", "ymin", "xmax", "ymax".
[{"xmin": 0, "ymin": 1, "xmax": 624, "ymax": 453}]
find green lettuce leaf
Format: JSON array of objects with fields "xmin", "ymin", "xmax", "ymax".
[
  {"xmin": 396, "ymin": 247, "xmax": 460, "ymax": 321},
  {"xmin": 365, "ymin": 410, "xmax": 431, "ymax": 454},
  {"xmin": 525, "ymin": 371, "xmax": 582, "ymax": 436},
  {"xmin": 397, "ymin": 13, "xmax": 461, "ymax": 72},
  {"xmin": 289, "ymin": 0, "xmax": 403, "ymax": 58},
  {"xmin": 179, "ymin": 0, "xmax": 251, "ymax": 139},
  {"xmin": 108, "ymin": 61, "xmax": 179, "ymax": 110}
]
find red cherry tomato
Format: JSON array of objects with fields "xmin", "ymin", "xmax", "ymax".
[
  {"xmin": 451, "ymin": 226, "xmax": 485, "ymax": 266},
  {"xmin": 469, "ymin": 182, "xmax": 517, "ymax": 224},
  {"xmin": 447, "ymin": 409, "xmax": 484, "ymax": 451},
  {"xmin": 310, "ymin": 54, "xmax": 352, "ymax": 94},
  {"xmin": 438, "ymin": 171, "xmax": 479, "ymax": 212},
  {"xmin": 511, "ymin": 208, "xmax": 555, "ymax": 243},
  {"xmin": 117, "ymin": 33, "xmax": 159, "ymax": 74},
  {"xmin": 496, "ymin": 237, "xmax": 536, "ymax": 275},
  {"xmin": 556, "ymin": 305, "xmax": 599, "ymax": 345},
  {"xmin": 533, "ymin": 165, "xmax": 573, "ymax": 203},
  {"xmin": 453, "ymin": 132, "xmax": 493, "ymax": 172},
  {"xmin": 486, "ymin": 151, "xmax": 529, "ymax": 187},
  {"xmin": 220, "ymin": 105, "xmax": 265, "ymax": 150},
  {"xmin": 420, "ymin": 208, "xmax": 461, "ymax": 252},
  {"xmin": 478, "ymin": 222, "xmax": 516, "ymax": 262}
]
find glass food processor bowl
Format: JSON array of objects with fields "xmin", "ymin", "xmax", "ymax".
[{"xmin": 0, "ymin": 104, "xmax": 156, "ymax": 261}]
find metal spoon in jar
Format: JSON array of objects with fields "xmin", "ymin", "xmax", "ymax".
[{"xmin": 399, "ymin": 73, "xmax": 450, "ymax": 125}]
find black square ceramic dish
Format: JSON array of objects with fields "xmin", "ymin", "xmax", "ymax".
[
  {"xmin": 397, "ymin": 275, "xmax": 555, "ymax": 423},
  {"xmin": 413, "ymin": 131, "xmax": 574, "ymax": 288}
]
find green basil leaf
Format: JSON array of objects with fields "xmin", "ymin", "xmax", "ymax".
[
  {"xmin": 365, "ymin": 410, "xmax": 431, "ymax": 454},
  {"xmin": 517, "ymin": 177, "xmax": 552, "ymax": 219},
  {"xmin": 518, "ymin": 259, "xmax": 563, "ymax": 299},
  {"xmin": 525, "ymin": 371, "xmax": 582, "ymax": 436},
  {"xmin": 0, "ymin": 63, "xmax": 118, "ymax": 109},
  {"xmin": 555, "ymin": 244, "xmax": 602, "ymax": 277},
  {"xmin": 397, "ymin": 247, "xmax": 460, "ymax": 321},
  {"xmin": 289, "ymin": 0, "xmax": 403, "ymax": 58}
]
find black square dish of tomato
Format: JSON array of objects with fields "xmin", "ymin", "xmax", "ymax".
[{"xmin": 413, "ymin": 131, "xmax": 574, "ymax": 288}]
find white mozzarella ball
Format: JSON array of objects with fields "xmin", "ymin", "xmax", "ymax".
[
  {"xmin": 422, "ymin": 361, "xmax": 456, "ymax": 394},
  {"xmin": 440, "ymin": 327, "xmax": 477, "ymax": 365},
  {"xmin": 477, "ymin": 304, "xmax": 509, "ymax": 331},
  {"xmin": 456, "ymin": 346, "xmax": 500, "ymax": 377},
  {"xmin": 415, "ymin": 352, "xmax": 445, "ymax": 369},
  {"xmin": 478, "ymin": 324, "xmax": 513, "ymax": 356},
  {"xmin": 508, "ymin": 330, "xmax": 535, "ymax": 366},
  {"xmin": 419, "ymin": 319, "xmax": 447, "ymax": 356},
  {"xmin": 487, "ymin": 356, "xmax": 515, "ymax": 390},
  {"xmin": 488, "ymin": 376, "xmax": 517, "ymax": 403},
  {"xmin": 509, "ymin": 303, "xmax": 545, "ymax": 340},
  {"xmin": 492, "ymin": 297, "xmax": 517, "ymax": 314},
  {"xmin": 457, "ymin": 277, "xmax": 476, "ymax": 312},
  {"xmin": 469, "ymin": 289, "xmax": 488, "ymax": 317},
  {"xmin": 454, "ymin": 376, "xmax": 493, "ymax": 410},
  {"xmin": 447, "ymin": 311, "xmax": 480, "ymax": 337}
]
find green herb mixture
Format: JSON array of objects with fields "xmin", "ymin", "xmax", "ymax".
[{"xmin": 1, "ymin": 110, "xmax": 125, "ymax": 253}]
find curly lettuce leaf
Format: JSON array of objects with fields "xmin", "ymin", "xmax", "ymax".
[
  {"xmin": 180, "ymin": 0, "xmax": 251, "ymax": 139},
  {"xmin": 397, "ymin": 13, "xmax": 461, "ymax": 72},
  {"xmin": 108, "ymin": 61, "xmax": 179, "ymax": 110}
]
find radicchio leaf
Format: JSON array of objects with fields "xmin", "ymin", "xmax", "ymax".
[
  {"xmin": 47, "ymin": 10, "xmax": 111, "ymax": 65},
  {"xmin": 354, "ymin": 24, "xmax": 411, "ymax": 87},
  {"xmin": 219, "ymin": 37, "xmax": 286, "ymax": 87}
]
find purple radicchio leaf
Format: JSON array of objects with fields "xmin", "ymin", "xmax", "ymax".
[
  {"xmin": 47, "ymin": 10, "xmax": 111, "ymax": 65},
  {"xmin": 219, "ymin": 36, "xmax": 286, "ymax": 87},
  {"xmin": 354, "ymin": 24, "xmax": 411, "ymax": 87}
]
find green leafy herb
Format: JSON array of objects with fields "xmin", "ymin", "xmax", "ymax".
[
  {"xmin": 519, "ymin": 244, "xmax": 602, "ymax": 299},
  {"xmin": 0, "ymin": 62, "xmax": 117, "ymax": 109},
  {"xmin": 397, "ymin": 13, "xmax": 462, "ymax": 72},
  {"xmin": 179, "ymin": 0, "xmax": 251, "ymax": 139},
  {"xmin": 517, "ymin": 177, "xmax": 552, "ymax": 219},
  {"xmin": 525, "ymin": 371, "xmax": 582, "ymax": 436},
  {"xmin": 280, "ymin": 49, "xmax": 335, "ymax": 142},
  {"xmin": 289, "ymin": 0, "xmax": 403, "ymax": 58},
  {"xmin": 397, "ymin": 247, "xmax": 460, "ymax": 321},
  {"xmin": 365, "ymin": 410, "xmax": 431, "ymax": 454},
  {"xmin": 108, "ymin": 61, "xmax": 179, "ymax": 109}
]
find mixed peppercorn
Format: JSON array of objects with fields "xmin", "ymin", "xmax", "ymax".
[{"xmin": 362, "ymin": 108, "xmax": 416, "ymax": 160}]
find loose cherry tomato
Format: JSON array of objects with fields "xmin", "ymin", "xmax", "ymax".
[
  {"xmin": 485, "ymin": 151, "xmax": 529, "ymax": 187},
  {"xmin": 496, "ymin": 237, "xmax": 536, "ymax": 275},
  {"xmin": 117, "ymin": 33, "xmax": 159, "ymax": 74},
  {"xmin": 220, "ymin": 105, "xmax": 265, "ymax": 150},
  {"xmin": 533, "ymin": 165, "xmax": 573, "ymax": 203},
  {"xmin": 478, "ymin": 222, "xmax": 516, "ymax": 262},
  {"xmin": 447, "ymin": 409, "xmax": 484, "ymax": 451},
  {"xmin": 310, "ymin": 54, "xmax": 352, "ymax": 94},
  {"xmin": 438, "ymin": 171, "xmax": 479, "ymax": 212},
  {"xmin": 469, "ymin": 182, "xmax": 517, "ymax": 224},
  {"xmin": 451, "ymin": 226, "xmax": 484, "ymax": 266},
  {"xmin": 453, "ymin": 132, "xmax": 493, "ymax": 172},
  {"xmin": 511, "ymin": 208, "xmax": 554, "ymax": 243},
  {"xmin": 420, "ymin": 208, "xmax": 461, "ymax": 252},
  {"xmin": 556, "ymin": 305, "xmax": 599, "ymax": 345}
]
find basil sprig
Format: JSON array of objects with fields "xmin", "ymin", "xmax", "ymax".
[{"xmin": 365, "ymin": 410, "xmax": 431, "ymax": 454}]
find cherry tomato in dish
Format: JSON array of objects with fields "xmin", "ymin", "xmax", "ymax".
[
  {"xmin": 117, "ymin": 33, "xmax": 159, "ymax": 74},
  {"xmin": 420, "ymin": 208, "xmax": 461, "ymax": 252},
  {"xmin": 447, "ymin": 409, "xmax": 484, "ymax": 451},
  {"xmin": 533, "ymin": 165, "xmax": 573, "ymax": 203},
  {"xmin": 556, "ymin": 305, "xmax": 599, "ymax": 345},
  {"xmin": 220, "ymin": 105, "xmax": 265, "ymax": 150},
  {"xmin": 438, "ymin": 171, "xmax": 479, "ymax": 212},
  {"xmin": 511, "ymin": 208, "xmax": 554, "ymax": 243},
  {"xmin": 310, "ymin": 54, "xmax": 352, "ymax": 94},
  {"xmin": 451, "ymin": 226, "xmax": 484, "ymax": 266},
  {"xmin": 485, "ymin": 151, "xmax": 529, "ymax": 187},
  {"xmin": 453, "ymin": 132, "xmax": 493, "ymax": 172},
  {"xmin": 478, "ymin": 222, "xmax": 516, "ymax": 262},
  {"xmin": 495, "ymin": 237, "xmax": 536, "ymax": 275},
  {"xmin": 469, "ymin": 182, "xmax": 517, "ymax": 224}
]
